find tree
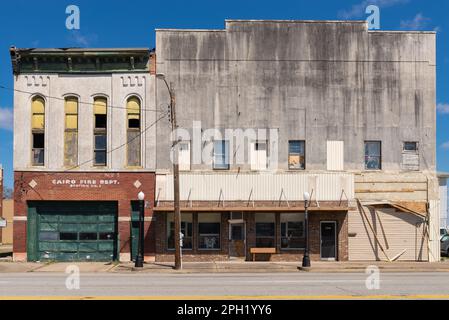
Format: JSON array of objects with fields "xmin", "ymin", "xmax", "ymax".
[{"xmin": 3, "ymin": 187, "xmax": 13, "ymax": 199}]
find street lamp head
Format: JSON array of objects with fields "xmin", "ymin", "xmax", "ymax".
[
  {"xmin": 303, "ymin": 192, "xmax": 311, "ymax": 202},
  {"xmin": 156, "ymin": 73, "xmax": 166, "ymax": 80},
  {"xmin": 138, "ymin": 191, "xmax": 145, "ymax": 201}
]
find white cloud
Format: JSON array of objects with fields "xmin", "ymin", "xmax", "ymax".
[
  {"xmin": 400, "ymin": 13, "xmax": 431, "ymax": 30},
  {"xmin": 338, "ymin": 0, "xmax": 409, "ymax": 19},
  {"xmin": 437, "ymin": 103, "xmax": 449, "ymax": 114},
  {"xmin": 68, "ymin": 31, "xmax": 98, "ymax": 47},
  {"xmin": 0, "ymin": 107, "xmax": 13, "ymax": 131},
  {"xmin": 441, "ymin": 142, "xmax": 449, "ymax": 150}
]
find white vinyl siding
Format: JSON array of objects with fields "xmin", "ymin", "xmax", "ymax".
[
  {"xmin": 348, "ymin": 208, "xmax": 428, "ymax": 261},
  {"xmin": 251, "ymin": 141, "xmax": 267, "ymax": 171},
  {"xmin": 327, "ymin": 141, "xmax": 344, "ymax": 171}
]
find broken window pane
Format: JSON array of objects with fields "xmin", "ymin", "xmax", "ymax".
[
  {"xmin": 95, "ymin": 114, "xmax": 107, "ymax": 129},
  {"xmin": 365, "ymin": 141, "xmax": 381, "ymax": 170},
  {"xmin": 403, "ymin": 142, "xmax": 418, "ymax": 152},
  {"xmin": 128, "ymin": 118, "xmax": 140, "ymax": 129},
  {"xmin": 288, "ymin": 141, "xmax": 305, "ymax": 170}
]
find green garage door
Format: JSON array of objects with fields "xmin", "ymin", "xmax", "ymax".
[{"xmin": 27, "ymin": 201, "xmax": 118, "ymax": 262}]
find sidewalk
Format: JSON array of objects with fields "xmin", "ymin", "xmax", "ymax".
[
  {"xmin": 112, "ymin": 260, "xmax": 449, "ymax": 274},
  {"xmin": 1, "ymin": 260, "xmax": 449, "ymax": 273}
]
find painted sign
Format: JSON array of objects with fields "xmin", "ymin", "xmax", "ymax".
[{"xmin": 51, "ymin": 179, "xmax": 120, "ymax": 189}]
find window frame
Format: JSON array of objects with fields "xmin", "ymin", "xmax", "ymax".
[
  {"xmin": 64, "ymin": 96, "xmax": 79, "ymax": 167},
  {"xmin": 213, "ymin": 140, "xmax": 230, "ymax": 170},
  {"xmin": 31, "ymin": 96, "xmax": 45, "ymax": 167},
  {"xmin": 403, "ymin": 141, "xmax": 419, "ymax": 153},
  {"xmin": 280, "ymin": 213, "xmax": 305, "ymax": 250},
  {"xmin": 197, "ymin": 213, "xmax": 222, "ymax": 251},
  {"xmin": 255, "ymin": 213, "xmax": 276, "ymax": 248},
  {"xmin": 167, "ymin": 213, "xmax": 193, "ymax": 251},
  {"xmin": 288, "ymin": 140, "xmax": 306, "ymax": 170},
  {"xmin": 364, "ymin": 141, "xmax": 382, "ymax": 171},
  {"xmin": 126, "ymin": 96, "xmax": 142, "ymax": 168},
  {"xmin": 93, "ymin": 97, "xmax": 108, "ymax": 167}
]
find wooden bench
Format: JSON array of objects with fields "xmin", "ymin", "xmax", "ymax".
[{"xmin": 250, "ymin": 247, "xmax": 276, "ymax": 261}]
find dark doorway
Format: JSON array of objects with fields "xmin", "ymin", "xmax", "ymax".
[{"xmin": 320, "ymin": 221, "xmax": 337, "ymax": 260}]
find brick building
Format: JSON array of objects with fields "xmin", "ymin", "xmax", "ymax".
[
  {"xmin": 10, "ymin": 20, "xmax": 441, "ymax": 263},
  {"xmin": 10, "ymin": 48, "xmax": 157, "ymax": 262}
]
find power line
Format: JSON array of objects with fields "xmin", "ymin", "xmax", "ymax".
[
  {"xmin": 65, "ymin": 110, "xmax": 170, "ymax": 171},
  {"xmin": 0, "ymin": 85, "xmax": 166, "ymax": 114}
]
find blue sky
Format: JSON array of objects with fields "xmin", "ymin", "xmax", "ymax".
[{"xmin": 0, "ymin": 0, "xmax": 448, "ymax": 188}]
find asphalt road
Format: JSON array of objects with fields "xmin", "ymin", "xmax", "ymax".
[{"xmin": 0, "ymin": 272, "xmax": 449, "ymax": 299}]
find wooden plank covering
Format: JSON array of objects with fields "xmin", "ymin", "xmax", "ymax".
[{"xmin": 348, "ymin": 207, "xmax": 428, "ymax": 261}]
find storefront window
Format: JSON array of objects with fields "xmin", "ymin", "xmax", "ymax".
[
  {"xmin": 198, "ymin": 213, "xmax": 221, "ymax": 250},
  {"xmin": 255, "ymin": 213, "xmax": 275, "ymax": 247},
  {"xmin": 280, "ymin": 213, "xmax": 305, "ymax": 249},
  {"xmin": 167, "ymin": 213, "xmax": 193, "ymax": 250}
]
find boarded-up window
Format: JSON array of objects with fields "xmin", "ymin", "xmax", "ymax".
[
  {"xmin": 64, "ymin": 97, "xmax": 78, "ymax": 167},
  {"xmin": 94, "ymin": 97, "xmax": 107, "ymax": 166},
  {"xmin": 31, "ymin": 96, "xmax": 45, "ymax": 166},
  {"xmin": 327, "ymin": 141, "xmax": 344, "ymax": 171},
  {"xmin": 402, "ymin": 142, "xmax": 419, "ymax": 171},
  {"xmin": 179, "ymin": 141, "xmax": 191, "ymax": 171},
  {"xmin": 126, "ymin": 97, "xmax": 141, "ymax": 167},
  {"xmin": 288, "ymin": 141, "xmax": 305, "ymax": 170},
  {"xmin": 251, "ymin": 141, "xmax": 268, "ymax": 171}
]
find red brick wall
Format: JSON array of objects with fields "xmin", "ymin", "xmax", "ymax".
[
  {"xmin": 14, "ymin": 171, "xmax": 155, "ymax": 260},
  {"xmin": 155, "ymin": 212, "xmax": 230, "ymax": 262},
  {"xmin": 154, "ymin": 210, "xmax": 348, "ymax": 262}
]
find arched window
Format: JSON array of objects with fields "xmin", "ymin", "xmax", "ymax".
[
  {"xmin": 126, "ymin": 97, "xmax": 141, "ymax": 167},
  {"xmin": 31, "ymin": 96, "xmax": 45, "ymax": 166},
  {"xmin": 93, "ymin": 97, "xmax": 107, "ymax": 166},
  {"xmin": 64, "ymin": 97, "xmax": 79, "ymax": 166}
]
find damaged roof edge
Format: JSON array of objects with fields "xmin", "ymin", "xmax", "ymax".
[{"xmin": 10, "ymin": 47, "xmax": 152, "ymax": 55}]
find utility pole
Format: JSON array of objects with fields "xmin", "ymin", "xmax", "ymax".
[
  {"xmin": 170, "ymin": 82, "xmax": 182, "ymax": 270},
  {"xmin": 157, "ymin": 74, "xmax": 182, "ymax": 270}
]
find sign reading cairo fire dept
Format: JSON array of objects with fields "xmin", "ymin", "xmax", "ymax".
[{"xmin": 51, "ymin": 179, "xmax": 120, "ymax": 189}]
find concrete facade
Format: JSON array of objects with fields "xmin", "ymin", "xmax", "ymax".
[
  {"xmin": 12, "ymin": 54, "xmax": 157, "ymax": 172},
  {"xmin": 154, "ymin": 20, "xmax": 440, "ymax": 262}
]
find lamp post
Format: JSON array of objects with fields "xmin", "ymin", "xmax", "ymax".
[
  {"xmin": 135, "ymin": 191, "xmax": 145, "ymax": 268},
  {"xmin": 302, "ymin": 191, "xmax": 311, "ymax": 268},
  {"xmin": 156, "ymin": 73, "xmax": 182, "ymax": 270}
]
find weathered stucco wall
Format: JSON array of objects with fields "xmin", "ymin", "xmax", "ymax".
[
  {"xmin": 13, "ymin": 73, "xmax": 157, "ymax": 171},
  {"xmin": 155, "ymin": 20, "xmax": 436, "ymax": 172}
]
